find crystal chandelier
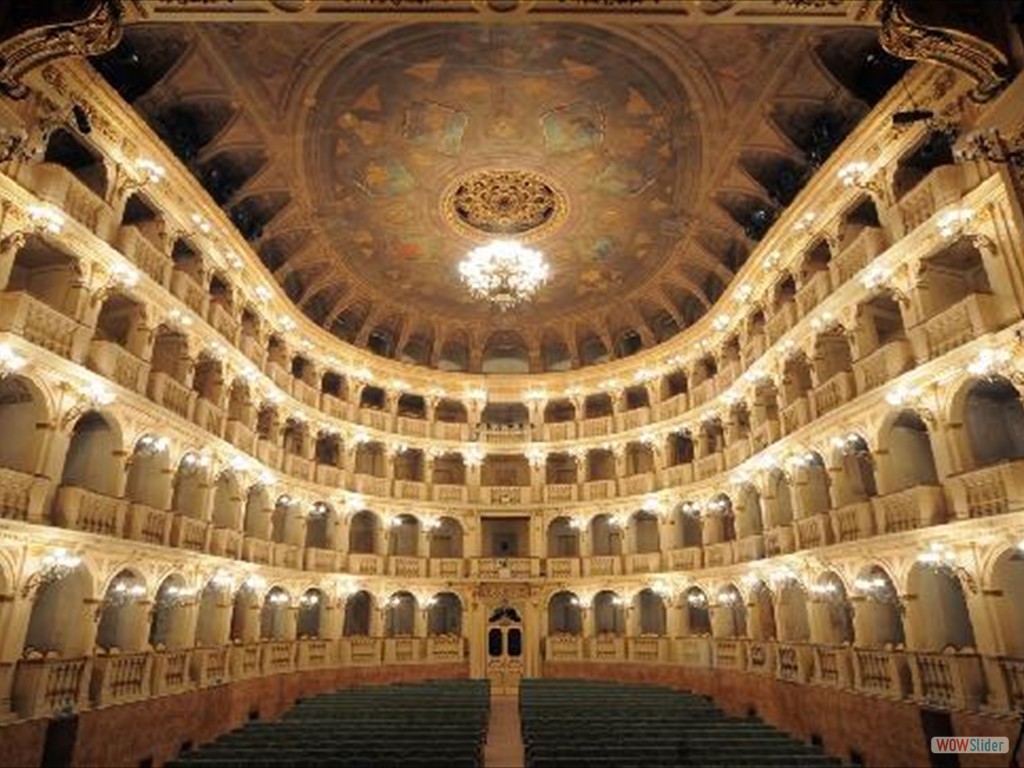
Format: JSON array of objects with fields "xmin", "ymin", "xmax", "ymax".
[{"xmin": 458, "ymin": 240, "xmax": 549, "ymax": 311}]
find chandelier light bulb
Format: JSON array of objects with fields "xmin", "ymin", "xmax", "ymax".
[{"xmin": 458, "ymin": 239, "xmax": 549, "ymax": 310}]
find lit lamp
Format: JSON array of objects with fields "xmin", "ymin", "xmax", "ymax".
[{"xmin": 458, "ymin": 240, "xmax": 549, "ymax": 311}]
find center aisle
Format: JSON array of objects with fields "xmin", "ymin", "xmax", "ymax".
[{"xmin": 483, "ymin": 693, "xmax": 525, "ymax": 768}]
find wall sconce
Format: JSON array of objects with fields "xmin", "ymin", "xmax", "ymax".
[
  {"xmin": 936, "ymin": 207, "xmax": 975, "ymax": 239},
  {"xmin": 243, "ymin": 574, "xmax": 267, "ymax": 592},
  {"xmin": 299, "ymin": 592, "xmax": 320, "ymax": 608},
  {"xmin": 210, "ymin": 570, "xmax": 235, "ymax": 591},
  {"xmin": 26, "ymin": 204, "xmax": 65, "ymax": 235},
  {"xmin": 190, "ymin": 213, "xmax": 212, "ymax": 235},
  {"xmin": 0, "ymin": 344, "xmax": 27, "ymax": 378},
  {"xmin": 966, "ymin": 347, "xmax": 1011, "ymax": 377},
  {"xmin": 687, "ymin": 592, "xmax": 707, "ymax": 608}
]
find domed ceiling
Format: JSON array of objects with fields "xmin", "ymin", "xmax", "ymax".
[
  {"xmin": 302, "ymin": 25, "xmax": 693, "ymax": 328},
  {"xmin": 97, "ymin": 15, "xmax": 904, "ymax": 371}
]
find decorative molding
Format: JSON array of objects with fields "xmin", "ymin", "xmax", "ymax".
[
  {"xmin": 878, "ymin": 0, "xmax": 1010, "ymax": 103},
  {"xmin": 0, "ymin": 1, "xmax": 124, "ymax": 100}
]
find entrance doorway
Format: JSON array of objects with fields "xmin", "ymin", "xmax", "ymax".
[{"xmin": 487, "ymin": 604, "xmax": 524, "ymax": 694}]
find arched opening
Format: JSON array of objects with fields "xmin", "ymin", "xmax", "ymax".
[
  {"xmin": 584, "ymin": 394, "xmax": 613, "ymax": 420},
  {"xmin": 747, "ymin": 581, "xmax": 777, "ymax": 641},
  {"xmin": 712, "ymin": 585, "xmax": 746, "ymax": 638},
  {"xmin": 43, "ymin": 127, "xmax": 108, "ymax": 199},
  {"xmin": 389, "ymin": 514, "xmax": 421, "ymax": 556},
  {"xmin": 683, "ymin": 588, "xmax": 711, "ymax": 636},
  {"xmin": 545, "ymin": 453, "xmax": 577, "ymax": 485},
  {"xmin": 589, "ymin": 514, "xmax": 622, "ymax": 556},
  {"xmin": 0, "ymin": 375, "xmax": 48, "ymax": 476},
  {"xmin": 24, "ymin": 559, "xmax": 93, "ymax": 656},
  {"xmin": 737, "ymin": 484, "xmax": 763, "ymax": 537},
  {"xmin": 125, "ymin": 434, "xmax": 172, "ymax": 510},
  {"xmin": 397, "ymin": 394, "xmax": 426, "ymax": 419},
  {"xmin": 150, "ymin": 574, "xmax": 194, "ymax": 649},
  {"xmin": 243, "ymin": 485, "xmax": 271, "ymax": 539},
  {"xmin": 906, "ymin": 562, "xmax": 975, "ymax": 651},
  {"xmin": 428, "ymin": 592, "xmax": 462, "ymax": 636},
  {"xmin": 593, "ymin": 591, "xmax": 625, "ymax": 636},
  {"xmin": 810, "ymin": 571, "xmax": 854, "ymax": 645},
  {"xmin": 305, "ymin": 501, "xmax": 337, "ymax": 550},
  {"xmin": 343, "ymin": 591, "xmax": 373, "ymax": 637},
  {"xmin": 548, "ymin": 591, "xmax": 582, "ymax": 635},
  {"xmin": 796, "ymin": 452, "xmax": 832, "ymax": 518},
  {"xmin": 481, "ymin": 332, "xmax": 529, "ymax": 374},
  {"xmin": 703, "ymin": 494, "xmax": 736, "ymax": 544},
  {"xmin": 354, "ymin": 442, "xmax": 385, "ymax": 477},
  {"xmin": 314, "ymin": 430, "xmax": 342, "ymax": 468},
  {"xmin": 230, "ymin": 583, "xmax": 261, "ymax": 643},
  {"xmin": 852, "ymin": 565, "xmax": 904, "ymax": 648},
  {"xmin": 97, "ymin": 570, "xmax": 148, "ymax": 652},
  {"xmin": 432, "ymin": 453, "xmax": 466, "ymax": 485},
  {"xmin": 892, "ymin": 130, "xmax": 955, "ymax": 202},
  {"xmin": 393, "ymin": 448, "xmax": 424, "ymax": 482},
  {"xmin": 635, "ymin": 589, "xmax": 667, "ymax": 635},
  {"xmin": 917, "ymin": 237, "xmax": 993, "ymax": 324},
  {"xmin": 211, "ymin": 471, "xmax": 243, "ymax": 530},
  {"xmin": 435, "ymin": 399, "xmax": 467, "ymax": 424},
  {"xmin": 775, "ymin": 580, "xmax": 811, "ymax": 642},
  {"xmin": 547, "ymin": 517, "xmax": 579, "ymax": 557},
  {"xmin": 989, "ymin": 547, "xmax": 1024, "ymax": 656},
  {"xmin": 171, "ymin": 452, "xmax": 210, "ymax": 519},
  {"xmin": 585, "ymin": 449, "xmax": 614, "ymax": 483},
  {"xmin": 481, "ymin": 402, "xmax": 529, "ymax": 428},
  {"xmin": 62, "ymin": 411, "xmax": 121, "ymax": 496},
  {"xmin": 833, "ymin": 434, "xmax": 878, "ymax": 505},
  {"xmin": 674, "ymin": 503, "xmax": 703, "ymax": 548},
  {"xmin": 624, "ymin": 442, "xmax": 654, "ymax": 476},
  {"xmin": 349, "ymin": 510, "xmax": 379, "ymax": 554},
  {"xmin": 7, "ymin": 238, "xmax": 85, "ymax": 324},
  {"xmin": 90, "ymin": 291, "xmax": 148, "ymax": 378},
  {"xmin": 260, "ymin": 587, "xmax": 293, "ymax": 641},
  {"xmin": 271, "ymin": 496, "xmax": 301, "ymax": 546},
  {"xmin": 883, "ymin": 410, "xmax": 939, "ymax": 492},
  {"xmin": 768, "ymin": 469, "xmax": 795, "ymax": 527},
  {"xmin": 544, "ymin": 399, "xmax": 576, "ymax": 424},
  {"xmin": 297, "ymin": 589, "xmax": 325, "ymax": 639},
  {"xmin": 429, "ymin": 517, "xmax": 464, "ymax": 558},
  {"xmin": 963, "ymin": 376, "xmax": 1024, "ymax": 469},
  {"xmin": 630, "ymin": 511, "xmax": 660, "ymax": 553},
  {"xmin": 195, "ymin": 576, "xmax": 231, "ymax": 647},
  {"xmin": 667, "ymin": 431, "xmax": 694, "ymax": 466},
  {"xmin": 385, "ymin": 592, "xmax": 416, "ymax": 637}
]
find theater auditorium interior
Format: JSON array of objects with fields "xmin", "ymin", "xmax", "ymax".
[{"xmin": 0, "ymin": 1, "xmax": 1023, "ymax": 766}]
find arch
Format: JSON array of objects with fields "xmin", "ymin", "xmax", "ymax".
[
  {"xmin": 747, "ymin": 580, "xmax": 777, "ymax": 641},
  {"xmin": 23, "ymin": 559, "xmax": 94, "ymax": 656},
  {"xmin": 589, "ymin": 514, "xmax": 622, "ymax": 556},
  {"xmin": 881, "ymin": 410, "xmax": 939, "ymax": 492},
  {"xmin": 905, "ymin": 562, "xmax": 975, "ymax": 651},
  {"xmin": 230, "ymin": 583, "xmax": 262, "ymax": 642},
  {"xmin": 767, "ymin": 469, "xmax": 795, "ymax": 527},
  {"xmin": 125, "ymin": 434, "xmax": 172, "ymax": 510},
  {"xmin": 737, "ymin": 484, "xmax": 763, "ymax": 537},
  {"xmin": 195, "ymin": 576, "xmax": 231, "ymax": 647},
  {"xmin": 428, "ymin": 592, "xmax": 462, "ymax": 636},
  {"xmin": 703, "ymin": 493, "xmax": 736, "ymax": 544},
  {"xmin": 389, "ymin": 513, "xmax": 420, "ymax": 556},
  {"xmin": 271, "ymin": 495, "xmax": 302, "ymax": 546},
  {"xmin": 547, "ymin": 591, "xmax": 582, "ymax": 635},
  {"xmin": 343, "ymin": 590, "xmax": 373, "ymax": 637},
  {"xmin": 150, "ymin": 573, "xmax": 194, "ymax": 650},
  {"xmin": 305, "ymin": 501, "xmax": 338, "ymax": 550},
  {"xmin": 62, "ymin": 410, "xmax": 122, "ymax": 496},
  {"xmin": 243, "ymin": 484, "xmax": 272, "ymax": 539},
  {"xmin": 593, "ymin": 590, "xmax": 625, "ymax": 636},
  {"xmin": 546, "ymin": 516, "xmax": 579, "ymax": 558},
  {"xmin": 832, "ymin": 434, "xmax": 878, "ymax": 505},
  {"xmin": 674, "ymin": 503, "xmax": 703, "ymax": 548},
  {"xmin": 260, "ymin": 586, "xmax": 293, "ymax": 640},
  {"xmin": 683, "ymin": 587, "xmax": 711, "ymax": 636},
  {"xmin": 96, "ymin": 569, "xmax": 148, "ymax": 652},
  {"xmin": 712, "ymin": 584, "xmax": 746, "ymax": 638},
  {"xmin": 481, "ymin": 331, "xmax": 529, "ymax": 374},
  {"xmin": 810, "ymin": 571, "xmax": 854, "ymax": 645},
  {"xmin": 988, "ymin": 547, "xmax": 1024, "ymax": 656},
  {"xmin": 630, "ymin": 510, "xmax": 660, "ymax": 553},
  {"xmin": 429, "ymin": 517, "xmax": 464, "ymax": 558},
  {"xmin": 211, "ymin": 471, "xmax": 243, "ymax": 530},
  {"xmin": 297, "ymin": 588, "xmax": 326, "ymax": 639},
  {"xmin": 385, "ymin": 591, "xmax": 416, "ymax": 637},
  {"xmin": 0, "ymin": 375, "xmax": 49, "ymax": 475},
  {"xmin": 852, "ymin": 565, "xmax": 904, "ymax": 648},
  {"xmin": 43, "ymin": 127, "xmax": 108, "ymax": 198},
  {"xmin": 171, "ymin": 452, "xmax": 210, "ymax": 519},
  {"xmin": 8, "ymin": 237, "xmax": 84, "ymax": 320},
  {"xmin": 635, "ymin": 588, "xmax": 667, "ymax": 635},
  {"xmin": 961, "ymin": 376, "xmax": 1024, "ymax": 469},
  {"xmin": 796, "ymin": 451, "xmax": 831, "ymax": 518},
  {"xmin": 775, "ymin": 580, "xmax": 811, "ymax": 642},
  {"xmin": 348, "ymin": 510, "xmax": 379, "ymax": 554}
]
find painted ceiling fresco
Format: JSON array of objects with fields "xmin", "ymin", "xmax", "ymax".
[{"xmin": 304, "ymin": 24, "xmax": 694, "ymax": 322}]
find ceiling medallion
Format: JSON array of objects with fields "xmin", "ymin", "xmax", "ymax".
[
  {"xmin": 445, "ymin": 169, "xmax": 567, "ymax": 240},
  {"xmin": 458, "ymin": 240, "xmax": 550, "ymax": 311}
]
